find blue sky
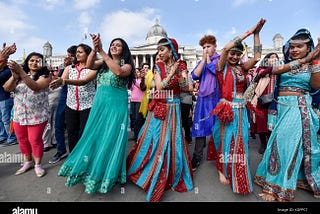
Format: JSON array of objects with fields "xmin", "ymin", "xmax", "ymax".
[{"xmin": 1, "ymin": 0, "xmax": 320, "ymax": 60}]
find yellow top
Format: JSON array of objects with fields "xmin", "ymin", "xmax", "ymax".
[{"xmin": 139, "ymin": 69, "xmax": 154, "ymax": 118}]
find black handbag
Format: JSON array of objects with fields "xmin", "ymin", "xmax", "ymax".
[{"xmin": 258, "ymin": 93, "xmax": 274, "ymax": 105}]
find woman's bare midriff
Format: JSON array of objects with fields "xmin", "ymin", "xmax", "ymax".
[{"xmin": 279, "ymin": 91, "xmax": 304, "ymax": 96}]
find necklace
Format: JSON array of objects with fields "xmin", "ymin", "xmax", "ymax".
[
  {"xmin": 166, "ymin": 63, "xmax": 174, "ymax": 70},
  {"xmin": 232, "ymin": 66, "xmax": 245, "ymax": 81},
  {"xmin": 165, "ymin": 63, "xmax": 174, "ymax": 76}
]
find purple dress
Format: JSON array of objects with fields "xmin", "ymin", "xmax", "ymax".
[{"xmin": 191, "ymin": 54, "xmax": 220, "ymax": 137}]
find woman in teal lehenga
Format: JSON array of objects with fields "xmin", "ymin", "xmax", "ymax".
[
  {"xmin": 58, "ymin": 34, "xmax": 135, "ymax": 193},
  {"xmin": 254, "ymin": 29, "xmax": 320, "ymax": 202}
]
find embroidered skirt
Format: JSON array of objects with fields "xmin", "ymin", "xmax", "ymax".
[
  {"xmin": 127, "ymin": 98, "xmax": 194, "ymax": 202},
  {"xmin": 254, "ymin": 95, "xmax": 320, "ymax": 201}
]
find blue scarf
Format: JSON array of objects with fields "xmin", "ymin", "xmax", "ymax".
[{"xmin": 283, "ymin": 28, "xmax": 314, "ymax": 63}]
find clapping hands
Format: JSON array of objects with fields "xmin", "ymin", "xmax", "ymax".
[
  {"xmin": 90, "ymin": 33, "xmax": 103, "ymax": 53},
  {"xmin": 169, "ymin": 60, "xmax": 181, "ymax": 77},
  {"xmin": 0, "ymin": 43, "xmax": 16, "ymax": 61},
  {"xmin": 7, "ymin": 60, "xmax": 21, "ymax": 79},
  {"xmin": 248, "ymin": 18, "xmax": 266, "ymax": 35}
]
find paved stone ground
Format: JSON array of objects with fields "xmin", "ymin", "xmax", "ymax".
[{"xmin": 0, "ymin": 131, "xmax": 318, "ymax": 213}]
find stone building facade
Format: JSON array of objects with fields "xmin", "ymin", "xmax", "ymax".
[{"xmin": 42, "ymin": 19, "xmax": 284, "ymax": 71}]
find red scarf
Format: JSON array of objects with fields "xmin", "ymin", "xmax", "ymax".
[{"xmin": 217, "ymin": 66, "xmax": 234, "ymax": 101}]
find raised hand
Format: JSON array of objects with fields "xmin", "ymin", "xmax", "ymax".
[
  {"xmin": 90, "ymin": 33, "xmax": 102, "ymax": 53},
  {"xmin": 8, "ymin": 60, "xmax": 22, "ymax": 75},
  {"xmin": 8, "ymin": 43, "xmax": 17, "ymax": 55},
  {"xmin": 301, "ymin": 37, "xmax": 320, "ymax": 64},
  {"xmin": 0, "ymin": 43, "xmax": 17, "ymax": 60},
  {"xmin": 202, "ymin": 49, "xmax": 210, "ymax": 64},
  {"xmin": 312, "ymin": 37, "xmax": 320, "ymax": 61},
  {"xmin": 169, "ymin": 60, "xmax": 181, "ymax": 77},
  {"xmin": 250, "ymin": 18, "xmax": 266, "ymax": 35}
]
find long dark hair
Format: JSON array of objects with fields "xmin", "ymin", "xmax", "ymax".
[
  {"xmin": 100, "ymin": 38, "xmax": 135, "ymax": 89},
  {"xmin": 67, "ymin": 45, "xmax": 78, "ymax": 65},
  {"xmin": 22, "ymin": 52, "xmax": 50, "ymax": 81},
  {"xmin": 77, "ymin": 43, "xmax": 92, "ymax": 56}
]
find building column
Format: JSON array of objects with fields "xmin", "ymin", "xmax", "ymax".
[
  {"xmin": 135, "ymin": 55, "xmax": 139, "ymax": 68},
  {"xmin": 143, "ymin": 55, "xmax": 146, "ymax": 63},
  {"xmin": 150, "ymin": 54, "xmax": 154, "ymax": 70}
]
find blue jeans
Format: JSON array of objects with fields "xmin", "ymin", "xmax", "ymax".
[
  {"xmin": 0, "ymin": 98, "xmax": 16, "ymax": 143},
  {"xmin": 54, "ymin": 90, "xmax": 67, "ymax": 154}
]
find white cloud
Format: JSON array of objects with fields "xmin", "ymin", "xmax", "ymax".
[
  {"xmin": 10, "ymin": 36, "xmax": 46, "ymax": 60},
  {"xmin": 203, "ymin": 29, "xmax": 218, "ymax": 37},
  {"xmin": 99, "ymin": 8, "xmax": 157, "ymax": 47},
  {"xmin": 0, "ymin": 2, "xmax": 48, "ymax": 60},
  {"xmin": 20, "ymin": 36, "xmax": 47, "ymax": 51},
  {"xmin": 0, "ymin": 2, "xmax": 34, "ymax": 41},
  {"xmin": 71, "ymin": 0, "xmax": 98, "ymax": 36},
  {"xmin": 78, "ymin": 11, "xmax": 92, "ymax": 28},
  {"xmin": 40, "ymin": 0, "xmax": 66, "ymax": 10},
  {"xmin": 11, "ymin": 0, "xmax": 29, "ymax": 4},
  {"xmin": 73, "ymin": 0, "xmax": 100, "ymax": 10},
  {"xmin": 232, "ymin": 0, "xmax": 257, "ymax": 7},
  {"xmin": 224, "ymin": 27, "xmax": 237, "ymax": 39}
]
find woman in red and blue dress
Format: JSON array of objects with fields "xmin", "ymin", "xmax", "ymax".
[
  {"xmin": 211, "ymin": 19, "xmax": 266, "ymax": 194},
  {"xmin": 127, "ymin": 37, "xmax": 193, "ymax": 202}
]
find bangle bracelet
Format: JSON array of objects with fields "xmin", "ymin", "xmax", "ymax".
[
  {"xmin": 246, "ymin": 31, "xmax": 251, "ymax": 36},
  {"xmin": 312, "ymin": 60, "xmax": 320, "ymax": 66},
  {"xmin": 253, "ymin": 45, "xmax": 262, "ymax": 54},
  {"xmin": 289, "ymin": 60, "xmax": 300, "ymax": 74},
  {"xmin": 312, "ymin": 64, "xmax": 320, "ymax": 73},
  {"xmin": 161, "ymin": 79, "xmax": 168, "ymax": 88},
  {"xmin": 61, "ymin": 79, "xmax": 65, "ymax": 86},
  {"xmin": 0, "ymin": 58, "xmax": 4, "ymax": 63}
]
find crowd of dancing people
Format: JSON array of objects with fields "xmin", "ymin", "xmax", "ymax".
[{"xmin": 1, "ymin": 18, "xmax": 320, "ymax": 202}]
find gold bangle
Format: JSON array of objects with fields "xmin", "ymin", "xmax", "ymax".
[{"xmin": 61, "ymin": 79, "xmax": 65, "ymax": 85}]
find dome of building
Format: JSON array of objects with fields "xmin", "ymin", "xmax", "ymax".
[
  {"xmin": 272, "ymin": 33, "xmax": 284, "ymax": 49},
  {"xmin": 146, "ymin": 19, "xmax": 167, "ymax": 44},
  {"xmin": 43, "ymin": 41, "xmax": 53, "ymax": 57},
  {"xmin": 273, "ymin": 33, "xmax": 283, "ymax": 40},
  {"xmin": 43, "ymin": 41, "xmax": 52, "ymax": 48}
]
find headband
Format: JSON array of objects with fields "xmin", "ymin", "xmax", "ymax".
[
  {"xmin": 230, "ymin": 47, "xmax": 243, "ymax": 53},
  {"xmin": 289, "ymin": 38, "xmax": 310, "ymax": 44},
  {"xmin": 157, "ymin": 38, "xmax": 179, "ymax": 60}
]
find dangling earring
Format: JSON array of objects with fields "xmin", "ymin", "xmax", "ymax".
[{"xmin": 168, "ymin": 52, "xmax": 172, "ymax": 59}]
